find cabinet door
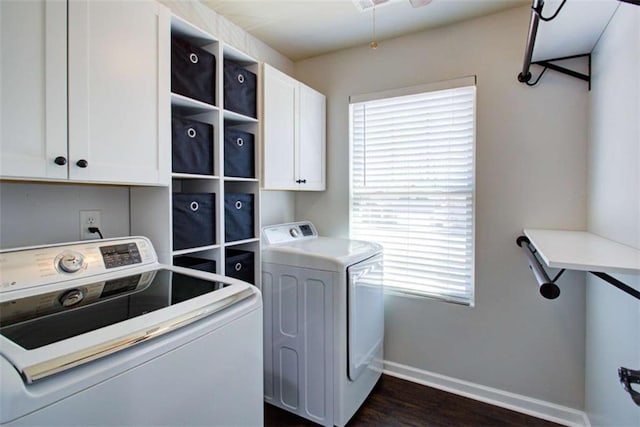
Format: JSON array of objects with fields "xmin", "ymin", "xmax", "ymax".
[
  {"xmin": 0, "ymin": 0, "xmax": 67, "ymax": 180},
  {"xmin": 263, "ymin": 64, "xmax": 297, "ymax": 190},
  {"xmin": 68, "ymin": 0, "xmax": 170, "ymax": 185},
  {"xmin": 297, "ymin": 84, "xmax": 326, "ymax": 191}
]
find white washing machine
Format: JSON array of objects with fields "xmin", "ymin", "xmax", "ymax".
[
  {"xmin": 0, "ymin": 236, "xmax": 262, "ymax": 426},
  {"xmin": 261, "ymin": 222, "xmax": 384, "ymax": 426}
]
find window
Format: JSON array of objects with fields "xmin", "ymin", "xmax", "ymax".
[{"xmin": 349, "ymin": 77, "xmax": 476, "ymax": 305}]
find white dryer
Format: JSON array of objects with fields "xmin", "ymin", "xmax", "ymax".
[{"xmin": 261, "ymin": 221, "xmax": 384, "ymax": 426}]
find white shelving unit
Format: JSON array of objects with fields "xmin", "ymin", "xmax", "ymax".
[
  {"xmin": 131, "ymin": 14, "xmax": 261, "ymax": 286},
  {"xmin": 518, "ymin": 229, "xmax": 640, "ymax": 300},
  {"xmin": 524, "ymin": 229, "xmax": 640, "ymax": 275}
]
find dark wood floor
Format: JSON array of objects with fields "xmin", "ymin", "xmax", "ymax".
[{"xmin": 264, "ymin": 374, "xmax": 562, "ymax": 427}]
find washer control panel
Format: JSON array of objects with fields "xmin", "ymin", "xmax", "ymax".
[
  {"xmin": 262, "ymin": 221, "xmax": 318, "ymax": 245},
  {"xmin": 0, "ymin": 237, "xmax": 157, "ymax": 293},
  {"xmin": 100, "ymin": 243, "xmax": 142, "ymax": 269}
]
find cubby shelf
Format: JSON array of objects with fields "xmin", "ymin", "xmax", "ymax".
[
  {"xmin": 131, "ymin": 13, "xmax": 261, "ymax": 286},
  {"xmin": 225, "ymin": 238, "xmax": 260, "ymax": 247},
  {"xmin": 171, "ymin": 93, "xmax": 218, "ymax": 113},
  {"xmin": 172, "ymin": 173, "xmax": 219, "ymax": 180},
  {"xmin": 223, "ymin": 109, "xmax": 259, "ymax": 124},
  {"xmin": 173, "ymin": 244, "xmax": 221, "ymax": 257},
  {"xmin": 224, "ymin": 177, "xmax": 259, "ymax": 182}
]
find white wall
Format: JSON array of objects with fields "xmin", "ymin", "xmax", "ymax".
[
  {"xmin": 294, "ymin": 6, "xmax": 588, "ymax": 409},
  {"xmin": 586, "ymin": 3, "xmax": 640, "ymax": 426}
]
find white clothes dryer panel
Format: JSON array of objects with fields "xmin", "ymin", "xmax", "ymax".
[
  {"xmin": 262, "ymin": 264, "xmax": 334, "ymax": 425},
  {"xmin": 261, "ymin": 222, "xmax": 384, "ymax": 427}
]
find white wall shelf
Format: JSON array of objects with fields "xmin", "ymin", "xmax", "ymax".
[
  {"xmin": 517, "ymin": 229, "xmax": 640, "ymax": 301},
  {"xmin": 524, "ymin": 229, "xmax": 640, "ymax": 275},
  {"xmin": 518, "ymin": 0, "xmax": 620, "ymax": 89},
  {"xmin": 531, "ymin": 0, "xmax": 619, "ymax": 62}
]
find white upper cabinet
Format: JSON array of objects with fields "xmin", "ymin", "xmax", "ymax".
[
  {"xmin": 0, "ymin": 0, "xmax": 68, "ymax": 180},
  {"xmin": 68, "ymin": 0, "xmax": 170, "ymax": 185},
  {"xmin": 0, "ymin": 0, "xmax": 170, "ymax": 186},
  {"xmin": 263, "ymin": 64, "xmax": 326, "ymax": 191},
  {"xmin": 297, "ymin": 84, "xmax": 326, "ymax": 191},
  {"xmin": 263, "ymin": 65, "xmax": 297, "ymax": 190}
]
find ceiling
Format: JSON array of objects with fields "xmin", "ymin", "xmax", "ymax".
[{"xmin": 201, "ymin": 0, "xmax": 530, "ymax": 61}]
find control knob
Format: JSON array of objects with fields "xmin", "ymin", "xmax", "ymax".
[
  {"xmin": 59, "ymin": 289, "xmax": 85, "ymax": 307},
  {"xmin": 58, "ymin": 252, "xmax": 85, "ymax": 273},
  {"xmin": 289, "ymin": 228, "xmax": 300, "ymax": 238}
]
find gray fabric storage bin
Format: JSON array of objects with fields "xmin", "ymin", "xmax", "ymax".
[
  {"xmin": 171, "ymin": 36, "xmax": 215, "ymax": 105},
  {"xmin": 172, "ymin": 193, "xmax": 216, "ymax": 250},
  {"xmin": 173, "ymin": 256, "xmax": 216, "ymax": 273},
  {"xmin": 224, "ymin": 193, "xmax": 254, "ymax": 242},
  {"xmin": 224, "ymin": 128, "xmax": 255, "ymax": 178},
  {"xmin": 225, "ymin": 249, "xmax": 254, "ymax": 285},
  {"xmin": 172, "ymin": 117, "xmax": 213, "ymax": 175},
  {"xmin": 224, "ymin": 61, "xmax": 256, "ymax": 118}
]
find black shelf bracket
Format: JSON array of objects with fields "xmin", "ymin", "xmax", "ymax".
[
  {"xmin": 516, "ymin": 236, "xmax": 640, "ymax": 301},
  {"xmin": 531, "ymin": 53, "xmax": 591, "ymax": 89},
  {"xmin": 619, "ymin": 367, "xmax": 640, "ymax": 407},
  {"xmin": 518, "ymin": 0, "xmax": 639, "ymax": 89},
  {"xmin": 590, "ymin": 271, "xmax": 640, "ymax": 300}
]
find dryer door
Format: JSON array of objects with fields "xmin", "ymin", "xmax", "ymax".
[{"xmin": 347, "ymin": 253, "xmax": 383, "ymax": 381}]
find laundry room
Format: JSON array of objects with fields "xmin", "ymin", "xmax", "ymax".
[{"xmin": 0, "ymin": 0, "xmax": 638, "ymax": 426}]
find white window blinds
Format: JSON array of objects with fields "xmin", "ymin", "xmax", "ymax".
[{"xmin": 349, "ymin": 81, "xmax": 476, "ymax": 305}]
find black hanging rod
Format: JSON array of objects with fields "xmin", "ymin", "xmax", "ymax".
[
  {"xmin": 518, "ymin": 0, "xmax": 640, "ymax": 89},
  {"xmin": 516, "ymin": 236, "xmax": 640, "ymax": 301}
]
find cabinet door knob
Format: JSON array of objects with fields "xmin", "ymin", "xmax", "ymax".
[
  {"xmin": 54, "ymin": 156, "xmax": 67, "ymax": 166},
  {"xmin": 298, "ymin": 179, "xmax": 307, "ymax": 184},
  {"xmin": 76, "ymin": 159, "xmax": 88, "ymax": 168}
]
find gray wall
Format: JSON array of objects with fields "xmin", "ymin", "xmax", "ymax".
[
  {"xmin": 586, "ymin": 3, "xmax": 640, "ymax": 426},
  {"xmin": 0, "ymin": 183, "xmax": 130, "ymax": 248},
  {"xmin": 294, "ymin": 6, "xmax": 587, "ymax": 408}
]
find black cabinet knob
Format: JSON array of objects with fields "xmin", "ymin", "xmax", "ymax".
[
  {"xmin": 76, "ymin": 159, "xmax": 88, "ymax": 168},
  {"xmin": 54, "ymin": 156, "xmax": 67, "ymax": 166}
]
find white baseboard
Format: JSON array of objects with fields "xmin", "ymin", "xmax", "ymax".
[{"xmin": 383, "ymin": 360, "xmax": 590, "ymax": 427}]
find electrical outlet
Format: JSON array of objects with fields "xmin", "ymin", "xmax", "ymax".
[{"xmin": 79, "ymin": 210, "xmax": 102, "ymax": 240}]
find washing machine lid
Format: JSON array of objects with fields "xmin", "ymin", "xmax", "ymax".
[
  {"xmin": 262, "ymin": 222, "xmax": 382, "ymax": 271},
  {"xmin": 0, "ymin": 237, "xmax": 258, "ymax": 383}
]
